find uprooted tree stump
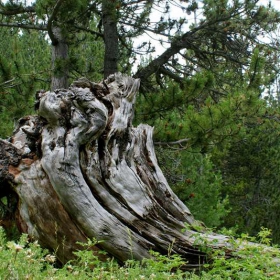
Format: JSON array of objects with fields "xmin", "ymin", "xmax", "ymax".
[{"xmin": 0, "ymin": 73, "xmax": 232, "ymax": 266}]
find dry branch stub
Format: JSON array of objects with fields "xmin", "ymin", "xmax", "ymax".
[{"xmin": 1, "ymin": 73, "xmax": 232, "ymax": 266}]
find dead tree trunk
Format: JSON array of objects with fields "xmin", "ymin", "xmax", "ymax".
[{"xmin": 0, "ymin": 73, "xmax": 231, "ymax": 266}]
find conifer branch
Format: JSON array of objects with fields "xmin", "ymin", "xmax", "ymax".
[
  {"xmin": 159, "ymin": 66, "xmax": 185, "ymax": 86},
  {"xmin": 0, "ymin": 22, "xmax": 46, "ymax": 30},
  {"xmin": 73, "ymin": 25, "xmax": 103, "ymax": 38},
  {"xmin": 47, "ymin": 0, "xmax": 66, "ymax": 45},
  {"xmin": 0, "ymin": 4, "xmax": 35, "ymax": 15}
]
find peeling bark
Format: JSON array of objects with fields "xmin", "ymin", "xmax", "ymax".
[{"xmin": 0, "ymin": 73, "xmax": 232, "ymax": 266}]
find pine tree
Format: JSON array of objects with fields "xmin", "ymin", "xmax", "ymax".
[{"xmin": 0, "ymin": 28, "xmax": 50, "ymax": 138}]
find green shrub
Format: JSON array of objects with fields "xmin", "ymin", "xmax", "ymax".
[
  {"xmin": 0, "ymin": 227, "xmax": 57, "ymax": 279},
  {"xmin": 1, "ymin": 226, "xmax": 280, "ymax": 279}
]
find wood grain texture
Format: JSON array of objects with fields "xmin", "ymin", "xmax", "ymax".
[{"xmin": 0, "ymin": 73, "xmax": 233, "ymax": 266}]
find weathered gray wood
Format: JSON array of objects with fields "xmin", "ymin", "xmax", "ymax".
[{"xmin": 1, "ymin": 73, "xmax": 233, "ymax": 266}]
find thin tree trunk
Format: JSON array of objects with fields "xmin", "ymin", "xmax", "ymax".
[
  {"xmin": 102, "ymin": 0, "xmax": 119, "ymax": 78},
  {"xmin": 51, "ymin": 26, "xmax": 69, "ymax": 90},
  {"xmin": 1, "ymin": 74, "xmax": 233, "ymax": 266}
]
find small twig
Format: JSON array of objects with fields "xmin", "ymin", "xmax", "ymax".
[{"xmin": 155, "ymin": 138, "xmax": 190, "ymax": 149}]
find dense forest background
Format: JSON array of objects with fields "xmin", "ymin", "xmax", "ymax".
[{"xmin": 1, "ymin": 0, "xmax": 280, "ymax": 243}]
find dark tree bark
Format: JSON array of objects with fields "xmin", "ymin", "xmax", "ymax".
[
  {"xmin": 0, "ymin": 74, "xmax": 232, "ymax": 266},
  {"xmin": 102, "ymin": 0, "xmax": 119, "ymax": 78},
  {"xmin": 50, "ymin": 26, "xmax": 69, "ymax": 90},
  {"xmin": 47, "ymin": 0, "xmax": 69, "ymax": 90},
  {"xmin": 0, "ymin": 1, "xmax": 69, "ymax": 91}
]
